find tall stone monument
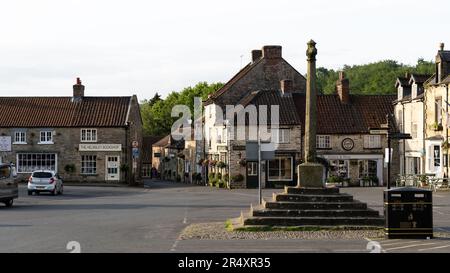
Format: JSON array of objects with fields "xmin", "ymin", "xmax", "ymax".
[{"xmin": 297, "ymin": 40, "xmax": 325, "ymax": 188}]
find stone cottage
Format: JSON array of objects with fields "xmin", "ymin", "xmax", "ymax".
[{"xmin": 0, "ymin": 78, "xmax": 143, "ymax": 184}]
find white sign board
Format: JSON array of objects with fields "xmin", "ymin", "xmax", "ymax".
[
  {"xmin": 0, "ymin": 136, "xmax": 12, "ymax": 152},
  {"xmin": 79, "ymin": 144, "xmax": 122, "ymax": 152}
]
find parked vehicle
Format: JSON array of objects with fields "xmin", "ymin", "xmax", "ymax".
[
  {"xmin": 28, "ymin": 170, "xmax": 63, "ymax": 196},
  {"xmin": 0, "ymin": 163, "xmax": 18, "ymax": 207}
]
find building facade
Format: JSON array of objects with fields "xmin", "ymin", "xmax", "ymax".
[
  {"xmin": 394, "ymin": 73, "xmax": 429, "ymax": 175},
  {"xmin": 294, "ymin": 72, "xmax": 399, "ymax": 186},
  {"xmin": 203, "ymin": 45, "xmax": 306, "ymax": 189},
  {"xmin": 0, "ymin": 79, "xmax": 143, "ymax": 184},
  {"xmin": 423, "ymin": 43, "xmax": 450, "ymax": 177}
]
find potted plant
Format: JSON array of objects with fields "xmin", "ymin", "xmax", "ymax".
[
  {"xmin": 431, "ymin": 122, "xmax": 443, "ymax": 131},
  {"xmin": 238, "ymin": 159, "xmax": 246, "ymax": 167},
  {"xmin": 64, "ymin": 164, "xmax": 76, "ymax": 174},
  {"xmin": 209, "ymin": 160, "xmax": 217, "ymax": 167},
  {"xmin": 231, "ymin": 173, "xmax": 244, "ymax": 183},
  {"xmin": 217, "ymin": 161, "xmax": 227, "ymax": 169}
]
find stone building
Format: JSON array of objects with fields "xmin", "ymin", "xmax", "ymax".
[
  {"xmin": 423, "ymin": 43, "xmax": 450, "ymax": 177},
  {"xmin": 394, "ymin": 73, "xmax": 430, "ymax": 175},
  {"xmin": 0, "ymin": 78, "xmax": 143, "ymax": 184},
  {"xmin": 151, "ymin": 134, "xmax": 184, "ymax": 181},
  {"xmin": 293, "ymin": 72, "xmax": 399, "ymax": 186},
  {"xmin": 203, "ymin": 45, "xmax": 306, "ymax": 189},
  {"xmin": 141, "ymin": 136, "xmax": 164, "ymax": 178}
]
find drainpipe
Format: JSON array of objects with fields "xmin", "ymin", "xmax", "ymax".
[
  {"xmin": 402, "ymin": 102, "xmax": 406, "ymax": 175},
  {"xmin": 422, "ymin": 95, "xmax": 426, "ymax": 174},
  {"xmin": 446, "ymin": 83, "xmax": 449, "ymax": 177}
]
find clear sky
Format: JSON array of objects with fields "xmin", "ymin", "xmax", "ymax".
[{"xmin": 0, "ymin": 0, "xmax": 448, "ymax": 100}]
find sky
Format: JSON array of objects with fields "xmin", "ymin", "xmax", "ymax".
[{"xmin": 0, "ymin": 0, "xmax": 448, "ymax": 100}]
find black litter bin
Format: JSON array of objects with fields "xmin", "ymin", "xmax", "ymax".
[{"xmin": 384, "ymin": 187, "xmax": 433, "ymax": 239}]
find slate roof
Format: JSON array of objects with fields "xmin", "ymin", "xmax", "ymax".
[
  {"xmin": 395, "ymin": 77, "xmax": 410, "ymax": 87},
  {"xmin": 237, "ymin": 90, "xmax": 302, "ymax": 126},
  {"xmin": 0, "ymin": 96, "xmax": 131, "ymax": 127},
  {"xmin": 292, "ymin": 93, "xmax": 396, "ymax": 134},
  {"xmin": 409, "ymin": 74, "xmax": 432, "ymax": 84},
  {"xmin": 204, "ymin": 59, "xmax": 262, "ymax": 106}
]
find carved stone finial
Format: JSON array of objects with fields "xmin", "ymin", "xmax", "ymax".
[{"xmin": 306, "ymin": 40, "xmax": 317, "ymax": 61}]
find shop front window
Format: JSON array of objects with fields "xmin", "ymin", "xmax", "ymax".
[
  {"xmin": 17, "ymin": 153, "xmax": 57, "ymax": 173},
  {"xmin": 359, "ymin": 160, "xmax": 377, "ymax": 178},
  {"xmin": 329, "ymin": 160, "xmax": 349, "ymax": 178},
  {"xmin": 268, "ymin": 157, "xmax": 292, "ymax": 181}
]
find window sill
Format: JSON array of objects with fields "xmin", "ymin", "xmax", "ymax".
[
  {"xmin": 80, "ymin": 141, "xmax": 98, "ymax": 143},
  {"xmin": 317, "ymin": 147, "xmax": 332, "ymax": 150},
  {"xmin": 13, "ymin": 142, "xmax": 27, "ymax": 145},
  {"xmin": 38, "ymin": 142, "xmax": 54, "ymax": 145},
  {"xmin": 81, "ymin": 174, "xmax": 98, "ymax": 176}
]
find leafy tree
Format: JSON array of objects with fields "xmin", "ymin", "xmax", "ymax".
[
  {"xmin": 316, "ymin": 59, "xmax": 434, "ymax": 95},
  {"xmin": 141, "ymin": 82, "xmax": 223, "ymax": 136}
]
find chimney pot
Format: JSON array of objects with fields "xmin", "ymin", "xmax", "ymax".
[
  {"xmin": 262, "ymin": 45, "xmax": 282, "ymax": 59},
  {"xmin": 440, "ymin": 42, "xmax": 445, "ymax": 51},
  {"xmin": 252, "ymin": 50, "xmax": 262, "ymax": 62},
  {"xmin": 336, "ymin": 71, "xmax": 350, "ymax": 104},
  {"xmin": 280, "ymin": 79, "xmax": 293, "ymax": 95},
  {"xmin": 73, "ymin": 77, "xmax": 85, "ymax": 99}
]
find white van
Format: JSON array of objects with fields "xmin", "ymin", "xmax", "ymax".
[{"xmin": 0, "ymin": 163, "xmax": 18, "ymax": 207}]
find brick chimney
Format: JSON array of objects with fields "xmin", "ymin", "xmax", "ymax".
[
  {"xmin": 73, "ymin": 77, "xmax": 85, "ymax": 99},
  {"xmin": 336, "ymin": 71, "xmax": 350, "ymax": 104},
  {"xmin": 280, "ymin": 79, "xmax": 293, "ymax": 95},
  {"xmin": 252, "ymin": 50, "xmax": 263, "ymax": 62},
  {"xmin": 262, "ymin": 45, "xmax": 282, "ymax": 59}
]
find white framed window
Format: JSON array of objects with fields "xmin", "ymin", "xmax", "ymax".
[
  {"xmin": 81, "ymin": 155, "xmax": 97, "ymax": 174},
  {"xmin": 316, "ymin": 135, "xmax": 331, "ymax": 149},
  {"xmin": 268, "ymin": 157, "xmax": 293, "ymax": 181},
  {"xmin": 13, "ymin": 131, "xmax": 27, "ymax": 144},
  {"xmin": 39, "ymin": 131, "xmax": 53, "ymax": 144},
  {"xmin": 247, "ymin": 162, "xmax": 258, "ymax": 176},
  {"xmin": 81, "ymin": 129, "xmax": 97, "ymax": 142},
  {"xmin": 364, "ymin": 135, "xmax": 381, "ymax": 149},
  {"xmin": 16, "ymin": 153, "xmax": 57, "ymax": 173},
  {"xmin": 273, "ymin": 129, "xmax": 290, "ymax": 143}
]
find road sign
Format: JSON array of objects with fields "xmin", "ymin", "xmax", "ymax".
[{"xmin": 132, "ymin": 147, "xmax": 139, "ymax": 159}]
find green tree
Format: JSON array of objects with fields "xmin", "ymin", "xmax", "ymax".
[
  {"xmin": 141, "ymin": 82, "xmax": 223, "ymax": 136},
  {"xmin": 316, "ymin": 59, "xmax": 434, "ymax": 95}
]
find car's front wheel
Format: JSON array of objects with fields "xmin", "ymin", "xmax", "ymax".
[
  {"xmin": 4, "ymin": 199, "xmax": 13, "ymax": 207},
  {"xmin": 51, "ymin": 188, "xmax": 57, "ymax": 196},
  {"xmin": 59, "ymin": 185, "xmax": 64, "ymax": 195},
  {"xmin": 28, "ymin": 191, "xmax": 32, "ymax": 196}
]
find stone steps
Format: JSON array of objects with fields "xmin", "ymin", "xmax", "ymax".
[
  {"xmin": 238, "ymin": 186, "xmax": 384, "ymax": 228},
  {"xmin": 285, "ymin": 187, "xmax": 339, "ymax": 195},
  {"xmin": 252, "ymin": 209, "xmax": 380, "ymax": 218},
  {"xmin": 243, "ymin": 216, "xmax": 384, "ymax": 226},
  {"xmin": 264, "ymin": 201, "xmax": 368, "ymax": 210},
  {"xmin": 274, "ymin": 193, "xmax": 353, "ymax": 202}
]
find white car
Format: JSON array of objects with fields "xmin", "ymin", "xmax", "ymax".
[{"xmin": 28, "ymin": 170, "xmax": 64, "ymax": 196}]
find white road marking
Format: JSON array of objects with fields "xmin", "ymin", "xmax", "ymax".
[
  {"xmin": 170, "ymin": 240, "xmax": 179, "ymax": 252},
  {"xmin": 385, "ymin": 242, "xmax": 436, "ymax": 251},
  {"xmin": 183, "ymin": 208, "xmax": 188, "ymax": 224},
  {"xmin": 418, "ymin": 244, "xmax": 450, "ymax": 251},
  {"xmin": 382, "ymin": 240, "xmax": 421, "ymax": 246}
]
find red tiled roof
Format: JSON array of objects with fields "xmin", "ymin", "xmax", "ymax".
[
  {"xmin": 293, "ymin": 94, "xmax": 396, "ymax": 134},
  {"xmin": 0, "ymin": 96, "xmax": 131, "ymax": 127}
]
